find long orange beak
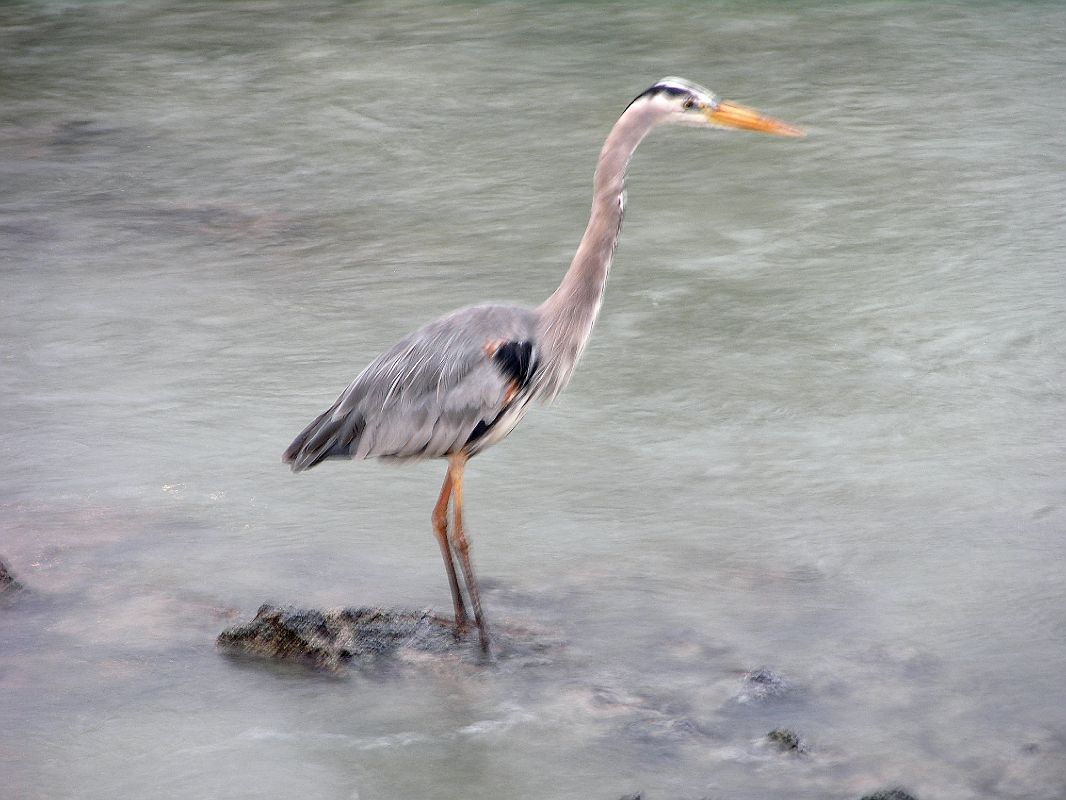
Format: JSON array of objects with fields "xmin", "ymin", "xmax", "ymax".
[{"xmin": 704, "ymin": 99, "xmax": 804, "ymax": 137}]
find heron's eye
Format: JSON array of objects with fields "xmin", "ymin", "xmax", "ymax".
[{"xmin": 681, "ymin": 97, "xmax": 695, "ymax": 110}]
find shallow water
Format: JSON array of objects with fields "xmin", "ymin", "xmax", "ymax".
[{"xmin": 2, "ymin": 1, "xmax": 1065, "ymax": 798}]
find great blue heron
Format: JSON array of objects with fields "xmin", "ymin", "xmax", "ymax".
[{"xmin": 284, "ymin": 77, "xmax": 802, "ymax": 652}]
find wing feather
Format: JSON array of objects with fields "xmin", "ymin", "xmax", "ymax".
[{"xmin": 283, "ymin": 304, "xmax": 538, "ymax": 470}]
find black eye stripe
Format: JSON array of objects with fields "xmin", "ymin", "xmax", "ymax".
[
  {"xmin": 655, "ymin": 84, "xmax": 692, "ymax": 98},
  {"xmin": 625, "ymin": 80, "xmax": 716, "ymax": 113}
]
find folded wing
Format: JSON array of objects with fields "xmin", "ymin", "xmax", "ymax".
[{"xmin": 283, "ymin": 304, "xmax": 538, "ymax": 470}]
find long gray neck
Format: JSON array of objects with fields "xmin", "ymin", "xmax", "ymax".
[{"xmin": 534, "ymin": 100, "xmax": 660, "ymax": 399}]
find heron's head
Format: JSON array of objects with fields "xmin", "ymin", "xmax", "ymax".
[{"xmin": 630, "ymin": 77, "xmax": 803, "ymax": 137}]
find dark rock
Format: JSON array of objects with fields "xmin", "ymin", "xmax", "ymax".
[
  {"xmin": 735, "ymin": 666, "xmax": 791, "ymax": 703},
  {"xmin": 217, "ymin": 604, "xmax": 465, "ymax": 671},
  {"xmin": 858, "ymin": 788, "xmax": 918, "ymax": 800},
  {"xmin": 767, "ymin": 727, "xmax": 806, "ymax": 754},
  {"xmin": 0, "ymin": 558, "xmax": 25, "ymax": 597}
]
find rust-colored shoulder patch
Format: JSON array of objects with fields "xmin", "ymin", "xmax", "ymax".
[{"xmin": 502, "ymin": 380, "xmax": 519, "ymax": 406}]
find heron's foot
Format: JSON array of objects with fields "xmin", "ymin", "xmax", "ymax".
[
  {"xmin": 473, "ymin": 616, "xmax": 490, "ymax": 655},
  {"xmin": 452, "ymin": 615, "xmax": 491, "ymax": 655},
  {"xmin": 450, "ymin": 593, "xmax": 471, "ymax": 637},
  {"xmin": 453, "ymin": 614, "xmax": 470, "ymax": 638}
]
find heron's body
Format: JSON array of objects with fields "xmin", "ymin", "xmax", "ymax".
[
  {"xmin": 285, "ymin": 303, "xmax": 539, "ymax": 466},
  {"xmin": 284, "ymin": 78, "xmax": 801, "ymax": 652}
]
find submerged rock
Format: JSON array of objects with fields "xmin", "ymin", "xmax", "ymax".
[
  {"xmin": 858, "ymin": 788, "xmax": 918, "ymax": 800},
  {"xmin": 766, "ymin": 727, "xmax": 806, "ymax": 754},
  {"xmin": 0, "ymin": 558, "xmax": 25, "ymax": 598},
  {"xmin": 735, "ymin": 667, "xmax": 792, "ymax": 704},
  {"xmin": 217, "ymin": 604, "xmax": 464, "ymax": 671}
]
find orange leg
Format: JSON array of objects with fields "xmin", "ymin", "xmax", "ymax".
[
  {"xmin": 432, "ymin": 467, "xmax": 469, "ymax": 632},
  {"xmin": 448, "ymin": 453, "xmax": 490, "ymax": 653}
]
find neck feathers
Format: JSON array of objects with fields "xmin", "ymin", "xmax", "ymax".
[{"xmin": 534, "ymin": 99, "xmax": 660, "ymax": 398}]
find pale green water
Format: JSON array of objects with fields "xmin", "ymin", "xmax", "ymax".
[{"xmin": 2, "ymin": 2, "xmax": 1065, "ymax": 798}]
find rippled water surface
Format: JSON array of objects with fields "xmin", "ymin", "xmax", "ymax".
[{"xmin": 2, "ymin": 2, "xmax": 1065, "ymax": 798}]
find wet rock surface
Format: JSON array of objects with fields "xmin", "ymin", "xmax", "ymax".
[
  {"xmin": 734, "ymin": 666, "xmax": 793, "ymax": 704},
  {"xmin": 0, "ymin": 558, "xmax": 26, "ymax": 599},
  {"xmin": 858, "ymin": 789, "xmax": 919, "ymax": 800},
  {"xmin": 766, "ymin": 727, "xmax": 806, "ymax": 754},
  {"xmin": 217, "ymin": 603, "xmax": 554, "ymax": 672},
  {"xmin": 217, "ymin": 604, "xmax": 462, "ymax": 671}
]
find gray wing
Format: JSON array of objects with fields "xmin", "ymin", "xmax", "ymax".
[{"xmin": 283, "ymin": 303, "xmax": 538, "ymax": 471}]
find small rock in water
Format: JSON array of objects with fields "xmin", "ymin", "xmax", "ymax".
[
  {"xmin": 216, "ymin": 604, "xmax": 463, "ymax": 672},
  {"xmin": 858, "ymin": 788, "xmax": 919, "ymax": 800},
  {"xmin": 766, "ymin": 727, "xmax": 806, "ymax": 754},
  {"xmin": 0, "ymin": 558, "xmax": 26, "ymax": 598},
  {"xmin": 735, "ymin": 666, "xmax": 792, "ymax": 704}
]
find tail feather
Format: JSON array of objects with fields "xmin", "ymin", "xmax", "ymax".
[{"xmin": 283, "ymin": 408, "xmax": 359, "ymax": 472}]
